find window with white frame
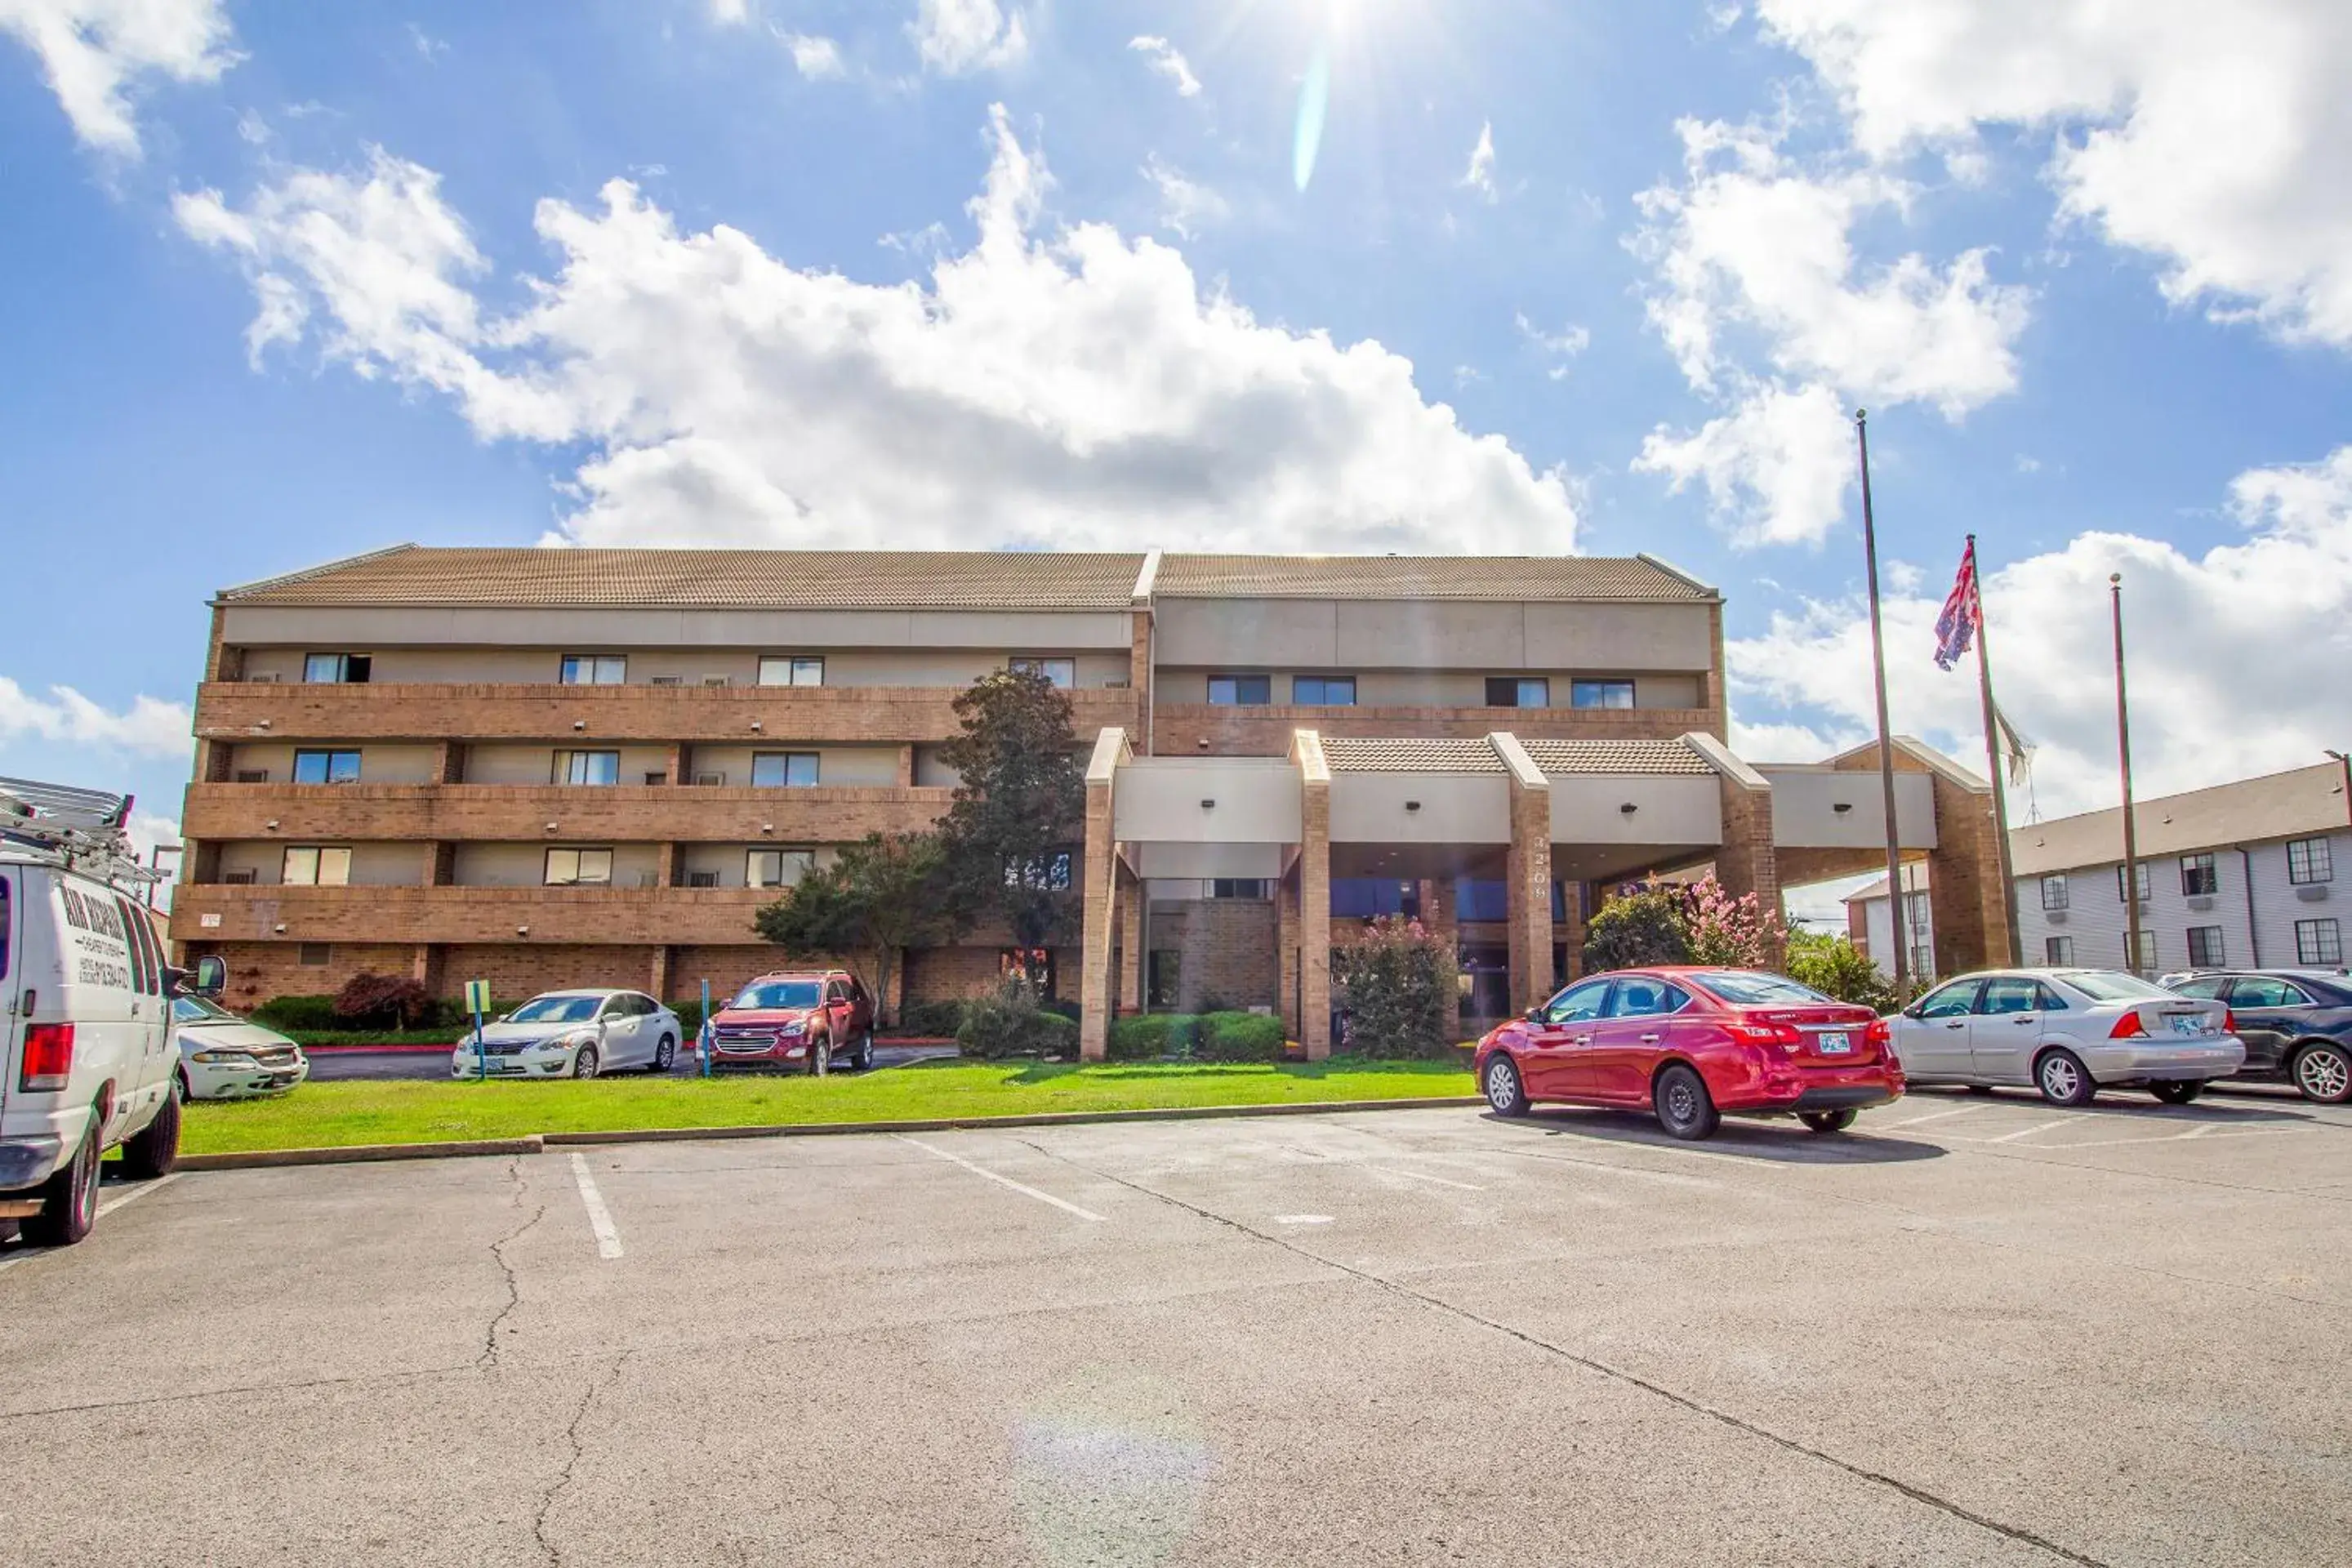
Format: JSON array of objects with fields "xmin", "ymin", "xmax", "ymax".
[
  {"xmin": 282, "ymin": 846, "xmax": 352, "ymax": 886},
  {"xmin": 746, "ymin": 849, "xmax": 818, "ymax": 888},
  {"xmin": 544, "ymin": 848, "xmax": 614, "ymax": 886},
  {"xmin": 2186, "ymin": 925, "xmax": 2225, "ymax": 967},
  {"xmin": 2128, "ymin": 930, "xmax": 2158, "ymax": 972},
  {"xmin": 2180, "ymin": 853, "xmax": 2218, "ymax": 896},
  {"xmin": 2044, "ymin": 935, "xmax": 2074, "ymax": 965},
  {"xmin": 2040, "ymin": 875, "xmax": 2069, "ymax": 911},
  {"xmin": 2296, "ymin": 918, "xmax": 2342, "ymax": 966},
  {"xmin": 751, "ymin": 752, "xmax": 820, "ymax": 787},
  {"xmin": 555, "ymin": 751, "xmax": 621, "ymax": 786},
  {"xmin": 1569, "ymin": 679, "xmax": 1635, "ymax": 710},
  {"xmin": 2116, "ymin": 862, "xmax": 2151, "ymax": 902},
  {"xmin": 559, "ymin": 655, "xmax": 626, "ymax": 685},
  {"xmin": 757, "ymin": 657, "xmax": 825, "ymax": 687},
  {"xmin": 1009, "ymin": 657, "xmax": 1076, "ymax": 688},
  {"xmin": 303, "ymin": 653, "xmax": 371, "ymax": 684},
  {"xmin": 2288, "ymin": 836, "xmax": 2334, "ymax": 884}
]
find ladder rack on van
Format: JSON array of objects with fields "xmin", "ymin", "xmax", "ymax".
[{"xmin": 0, "ymin": 775, "xmax": 163, "ymax": 889}]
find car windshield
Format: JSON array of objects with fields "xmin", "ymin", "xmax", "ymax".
[
  {"xmin": 1691, "ymin": 971, "xmax": 1834, "ymax": 1006},
  {"xmin": 732, "ymin": 980, "xmax": 823, "ymax": 1010},
  {"xmin": 172, "ymin": 996, "xmax": 239, "ymax": 1023},
  {"xmin": 2057, "ymin": 971, "xmax": 2176, "ymax": 1003},
  {"xmin": 508, "ymin": 995, "xmax": 604, "ymax": 1023}
]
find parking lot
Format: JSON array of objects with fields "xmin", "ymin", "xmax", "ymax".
[{"xmin": 2, "ymin": 1087, "xmax": 2345, "ymax": 1566}]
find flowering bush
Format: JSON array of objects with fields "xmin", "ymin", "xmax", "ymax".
[
  {"xmin": 1682, "ymin": 873, "xmax": 1785, "ymax": 969},
  {"xmin": 1580, "ymin": 885, "xmax": 1692, "ymax": 972},
  {"xmin": 1333, "ymin": 915, "xmax": 1459, "ymax": 1058}
]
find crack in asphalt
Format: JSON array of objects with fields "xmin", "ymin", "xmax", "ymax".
[
  {"xmin": 483, "ymin": 1156, "xmax": 549, "ymax": 1370},
  {"xmin": 533, "ymin": 1353, "xmax": 627, "ymax": 1566},
  {"xmin": 1013, "ymin": 1136, "xmax": 2114, "ymax": 1568}
]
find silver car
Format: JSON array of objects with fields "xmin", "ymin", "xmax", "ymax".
[
  {"xmin": 450, "ymin": 989, "xmax": 682, "ymax": 1080},
  {"xmin": 1886, "ymin": 969, "xmax": 2245, "ymax": 1106}
]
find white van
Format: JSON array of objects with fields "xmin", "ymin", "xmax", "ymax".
[{"xmin": 1, "ymin": 777, "xmax": 224, "ymax": 1248}]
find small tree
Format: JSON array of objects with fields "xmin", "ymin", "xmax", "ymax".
[
  {"xmin": 1784, "ymin": 929, "xmax": 1899, "ymax": 1012},
  {"xmin": 333, "ymin": 972, "xmax": 434, "ymax": 1031},
  {"xmin": 1581, "ymin": 884, "xmax": 1692, "ymax": 972},
  {"xmin": 753, "ymin": 831, "xmax": 952, "ymax": 1025},
  {"xmin": 1682, "ymin": 872, "xmax": 1785, "ymax": 969},
  {"xmin": 935, "ymin": 669, "xmax": 1086, "ymax": 954},
  {"xmin": 1332, "ymin": 915, "xmax": 1458, "ymax": 1058}
]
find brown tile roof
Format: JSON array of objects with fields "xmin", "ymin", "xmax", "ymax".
[
  {"xmin": 1322, "ymin": 737, "xmax": 1506, "ymax": 773},
  {"xmin": 2008, "ymin": 762, "xmax": 2350, "ymax": 875},
  {"xmin": 1156, "ymin": 553, "xmax": 1714, "ymax": 601},
  {"xmin": 1521, "ymin": 739, "xmax": 1716, "ymax": 776},
  {"xmin": 218, "ymin": 546, "xmax": 1148, "ymax": 611}
]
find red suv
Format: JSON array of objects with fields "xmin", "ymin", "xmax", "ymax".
[
  {"xmin": 1473, "ymin": 967, "xmax": 1902, "ymax": 1140},
  {"xmin": 708, "ymin": 970, "xmax": 875, "ymax": 1073}
]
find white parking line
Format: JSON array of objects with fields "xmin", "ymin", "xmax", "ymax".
[
  {"xmin": 0, "ymin": 1173, "xmax": 182, "ymax": 1276},
  {"xmin": 1983, "ymin": 1115, "xmax": 2087, "ymax": 1145},
  {"xmin": 1365, "ymin": 1165, "xmax": 1487, "ymax": 1192},
  {"xmin": 1874, "ymin": 1106, "xmax": 1983, "ymax": 1130},
  {"xmin": 895, "ymin": 1136, "xmax": 1107, "ymax": 1223},
  {"xmin": 568, "ymin": 1154, "xmax": 624, "ymax": 1260}
]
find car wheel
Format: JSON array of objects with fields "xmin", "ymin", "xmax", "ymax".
[
  {"xmin": 572, "ymin": 1045, "xmax": 600, "ymax": 1080},
  {"xmin": 2290, "ymin": 1040, "xmax": 2351, "ymax": 1103},
  {"xmin": 808, "ymin": 1036, "xmax": 831, "ymax": 1077},
  {"xmin": 1799, "ymin": 1108, "xmax": 1858, "ymax": 1134},
  {"xmin": 854, "ymin": 1031, "xmax": 875, "ymax": 1071},
  {"xmin": 2149, "ymin": 1080, "xmax": 2203, "ymax": 1106},
  {"xmin": 23, "ymin": 1120, "xmax": 100, "ymax": 1248},
  {"xmin": 118, "ymin": 1088, "xmax": 182, "ymax": 1180},
  {"xmin": 2035, "ymin": 1048, "xmax": 2096, "ymax": 1107},
  {"xmin": 1483, "ymin": 1055, "xmax": 1530, "ymax": 1117},
  {"xmin": 176, "ymin": 1067, "xmax": 194, "ymax": 1102},
  {"xmin": 652, "ymin": 1034, "xmax": 677, "ymax": 1072},
  {"xmin": 1654, "ymin": 1063, "xmax": 1720, "ymax": 1141}
]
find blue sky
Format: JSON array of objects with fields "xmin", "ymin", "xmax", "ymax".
[{"xmin": 5, "ymin": 0, "xmax": 2350, "ymax": 907}]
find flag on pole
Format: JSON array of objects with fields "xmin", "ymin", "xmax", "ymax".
[{"xmin": 1932, "ymin": 539, "xmax": 1981, "ymax": 670}]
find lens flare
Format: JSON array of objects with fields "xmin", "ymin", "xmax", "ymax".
[
  {"xmin": 1292, "ymin": 43, "xmax": 1330, "ymax": 192},
  {"xmin": 1013, "ymin": 1370, "xmax": 1212, "ymax": 1566}
]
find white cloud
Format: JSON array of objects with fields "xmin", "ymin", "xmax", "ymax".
[
  {"xmin": 1757, "ymin": 0, "xmax": 2352, "ymax": 348},
  {"xmin": 1142, "ymin": 154, "xmax": 1227, "ymax": 240},
  {"xmin": 1726, "ymin": 445, "xmax": 2352, "ymax": 818},
  {"xmin": 1628, "ymin": 118, "xmax": 2029, "ymax": 545},
  {"xmin": 1127, "ymin": 34, "xmax": 1199, "ymax": 97},
  {"xmin": 780, "ymin": 32, "xmax": 844, "ymax": 79},
  {"xmin": 911, "ymin": 0, "xmax": 1025, "ymax": 76},
  {"xmin": 180, "ymin": 109, "xmax": 1581, "ymax": 557},
  {"xmin": 0, "ymin": 0, "xmax": 237, "ymax": 154},
  {"xmin": 1459, "ymin": 120, "xmax": 1497, "ymax": 202},
  {"xmin": 1515, "ymin": 313, "xmax": 1589, "ymax": 379},
  {"xmin": 406, "ymin": 22, "xmax": 446, "ymax": 60},
  {"xmin": 0, "ymin": 678, "xmax": 191, "ymax": 760},
  {"xmin": 707, "ymin": 0, "xmax": 751, "ymax": 22}
]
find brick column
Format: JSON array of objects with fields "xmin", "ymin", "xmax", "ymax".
[
  {"xmin": 433, "ymin": 741, "xmax": 463, "ymax": 786},
  {"xmin": 1425, "ymin": 875, "xmax": 1462, "ymax": 1042},
  {"xmin": 1557, "ymin": 880, "xmax": 1588, "ymax": 983},
  {"xmin": 649, "ymin": 945, "xmax": 673, "ymax": 1001},
  {"xmin": 664, "ymin": 742, "xmax": 688, "ymax": 787},
  {"xmin": 896, "ymin": 745, "xmax": 916, "ymax": 787},
  {"xmin": 1919, "ymin": 751, "xmax": 2011, "ymax": 978},
  {"xmin": 657, "ymin": 841, "xmax": 682, "ymax": 888},
  {"xmin": 1116, "ymin": 868, "xmax": 1143, "ymax": 1014},
  {"xmin": 1294, "ymin": 731, "xmax": 1332, "ymax": 1059},
  {"xmin": 1078, "ymin": 728, "xmax": 1132, "ymax": 1061},
  {"xmin": 410, "ymin": 943, "xmax": 443, "ymax": 996},
  {"xmin": 1494, "ymin": 734, "xmax": 1553, "ymax": 1015},
  {"xmin": 1687, "ymin": 733, "xmax": 1784, "ymax": 965},
  {"xmin": 426, "ymin": 843, "xmax": 456, "ymax": 886},
  {"xmin": 1276, "ymin": 857, "xmax": 1301, "ymax": 1040}
]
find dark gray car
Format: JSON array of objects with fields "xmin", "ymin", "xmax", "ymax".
[{"xmin": 2163, "ymin": 970, "xmax": 2352, "ymax": 1102}]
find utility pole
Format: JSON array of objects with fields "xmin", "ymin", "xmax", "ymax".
[
  {"xmin": 2112, "ymin": 575, "xmax": 2145, "ymax": 974},
  {"xmin": 1855, "ymin": 410, "xmax": 1909, "ymax": 997}
]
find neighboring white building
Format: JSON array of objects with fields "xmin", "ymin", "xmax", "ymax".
[
  {"xmin": 1842, "ymin": 866, "xmax": 1936, "ymax": 982},
  {"xmin": 1846, "ymin": 761, "xmax": 2352, "ymax": 978}
]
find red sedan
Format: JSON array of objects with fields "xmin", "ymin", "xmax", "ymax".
[{"xmin": 1473, "ymin": 968, "xmax": 1902, "ymax": 1140}]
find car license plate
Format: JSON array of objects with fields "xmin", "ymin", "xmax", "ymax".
[
  {"xmin": 1817, "ymin": 1032, "xmax": 1851, "ymax": 1054},
  {"xmin": 2169, "ymin": 1015, "xmax": 2203, "ymax": 1037}
]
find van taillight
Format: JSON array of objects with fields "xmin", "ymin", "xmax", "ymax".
[{"xmin": 20, "ymin": 1022, "xmax": 74, "ymax": 1092}]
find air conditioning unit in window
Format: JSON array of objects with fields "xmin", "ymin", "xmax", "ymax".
[
  {"xmin": 695, "ymin": 772, "xmax": 725, "ymax": 787},
  {"xmin": 2296, "ymin": 884, "xmax": 2330, "ymax": 902},
  {"xmin": 2186, "ymin": 894, "xmax": 2215, "ymax": 911},
  {"xmin": 2046, "ymin": 911, "xmax": 2068, "ymax": 925},
  {"xmin": 686, "ymin": 871, "xmax": 719, "ymax": 889},
  {"xmin": 245, "ymin": 673, "xmax": 281, "ymax": 684},
  {"xmin": 1102, "ymin": 679, "xmax": 1129, "ymax": 690},
  {"xmin": 650, "ymin": 675, "xmax": 684, "ymax": 688},
  {"xmin": 702, "ymin": 675, "xmax": 732, "ymax": 688},
  {"xmin": 235, "ymin": 769, "xmax": 270, "ymax": 784},
  {"xmin": 224, "ymin": 870, "xmax": 256, "ymax": 885}
]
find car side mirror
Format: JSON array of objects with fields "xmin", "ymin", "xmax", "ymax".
[
  {"xmin": 1901, "ymin": 1003, "xmax": 1924, "ymax": 1020},
  {"xmin": 169, "ymin": 956, "xmax": 227, "ymax": 997}
]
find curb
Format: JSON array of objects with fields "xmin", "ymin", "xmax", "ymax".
[
  {"xmin": 176, "ymin": 1095, "xmax": 1488, "ymax": 1170},
  {"xmin": 300, "ymin": 1043, "xmax": 457, "ymax": 1056}
]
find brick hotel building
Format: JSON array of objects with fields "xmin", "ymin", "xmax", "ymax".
[{"xmin": 169, "ymin": 546, "xmax": 2011, "ymax": 1058}]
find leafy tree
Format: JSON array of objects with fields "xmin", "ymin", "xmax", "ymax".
[
  {"xmin": 1682, "ymin": 872, "xmax": 1786, "ymax": 968},
  {"xmin": 1333, "ymin": 915, "xmax": 1459, "ymax": 1058},
  {"xmin": 934, "ymin": 669, "xmax": 1086, "ymax": 954},
  {"xmin": 1783, "ymin": 929, "xmax": 1898, "ymax": 1012},
  {"xmin": 1580, "ymin": 884, "xmax": 1692, "ymax": 973},
  {"xmin": 752, "ymin": 831, "xmax": 951, "ymax": 1025}
]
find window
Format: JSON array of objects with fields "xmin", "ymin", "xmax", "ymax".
[
  {"xmin": 2128, "ymin": 930, "xmax": 2158, "ymax": 972},
  {"xmin": 2295, "ymin": 918, "xmax": 2343, "ymax": 966},
  {"xmin": 1916, "ymin": 980, "xmax": 1980, "ymax": 1018},
  {"xmin": 1207, "ymin": 674, "xmax": 1272, "ymax": 706},
  {"xmin": 2186, "ymin": 925, "xmax": 2225, "ymax": 967},
  {"xmin": 302, "ymin": 653, "xmax": 370, "ymax": 684},
  {"xmin": 1540, "ymin": 978, "xmax": 1610, "ymax": 1023},
  {"xmin": 235, "ymin": 768, "xmax": 270, "ymax": 783},
  {"xmin": 1010, "ymin": 657, "xmax": 1076, "ymax": 688},
  {"xmin": 2116, "ymin": 862, "xmax": 2151, "ymax": 903},
  {"xmin": 555, "ymin": 751, "xmax": 621, "ymax": 786},
  {"xmin": 559, "ymin": 655, "xmax": 626, "ymax": 685},
  {"xmin": 751, "ymin": 752, "xmax": 821, "ymax": 788},
  {"xmin": 2057, "ymin": 970, "xmax": 2174, "ymax": 1003},
  {"xmin": 1485, "ymin": 677, "xmax": 1550, "ymax": 709},
  {"xmin": 1000, "ymin": 947, "xmax": 1055, "ymax": 995},
  {"xmin": 1005, "ymin": 851, "xmax": 1074, "ymax": 891},
  {"xmin": 747, "ymin": 849, "xmax": 817, "ymax": 888},
  {"xmin": 297, "ymin": 942, "xmax": 332, "ymax": 966},
  {"xmin": 2170, "ymin": 976, "xmax": 2229, "ymax": 1000},
  {"xmin": 733, "ymin": 978, "xmax": 822, "ymax": 1010},
  {"xmin": 1331, "ymin": 878, "xmax": 1415, "ymax": 918},
  {"xmin": 2288, "ymin": 836, "xmax": 2334, "ymax": 884},
  {"xmin": 1293, "ymin": 675, "xmax": 1356, "ymax": 706},
  {"xmin": 758, "ymin": 656, "xmax": 825, "ymax": 687},
  {"xmin": 644, "ymin": 772, "xmax": 669, "ymax": 786},
  {"xmin": 281, "ymin": 847, "xmax": 352, "ymax": 887},
  {"xmin": 1692, "ymin": 972, "xmax": 1835, "ymax": 1005},
  {"xmin": 1976, "ymin": 976, "xmax": 2043, "ymax": 1015},
  {"xmin": 1456, "ymin": 879, "xmax": 1508, "ymax": 921},
  {"xmin": 292, "ymin": 749, "xmax": 362, "ymax": 784},
  {"xmin": 1570, "ymin": 679, "xmax": 1635, "ymax": 710},
  {"xmin": 1606, "ymin": 978, "xmax": 1688, "ymax": 1018},
  {"xmin": 1209, "ymin": 879, "xmax": 1270, "ymax": 899},
  {"xmin": 2180, "ymin": 853, "xmax": 2218, "ymax": 897},
  {"xmin": 686, "ymin": 871, "xmax": 720, "ymax": 889},
  {"xmin": 2230, "ymin": 977, "xmax": 2312, "ymax": 1009},
  {"xmin": 2040, "ymin": 875, "xmax": 2069, "ymax": 911},
  {"xmin": 2042, "ymin": 935, "xmax": 2075, "ymax": 966},
  {"xmin": 544, "ymin": 848, "xmax": 614, "ymax": 887}
]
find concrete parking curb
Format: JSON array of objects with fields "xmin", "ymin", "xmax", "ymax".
[{"xmin": 176, "ymin": 1095, "xmax": 1488, "ymax": 1170}]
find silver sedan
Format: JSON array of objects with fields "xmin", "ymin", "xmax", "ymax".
[{"xmin": 1886, "ymin": 969, "xmax": 2245, "ymax": 1106}]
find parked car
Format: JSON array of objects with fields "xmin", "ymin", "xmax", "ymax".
[
  {"xmin": 2162, "ymin": 969, "xmax": 2352, "ymax": 1102},
  {"xmin": 448, "ymin": 989, "xmax": 681, "ymax": 1080},
  {"xmin": 708, "ymin": 970, "xmax": 875, "ymax": 1074},
  {"xmin": 1475, "ymin": 968, "xmax": 1899, "ymax": 1141},
  {"xmin": 1886, "ymin": 969, "xmax": 2243, "ymax": 1106},
  {"xmin": 172, "ymin": 996, "xmax": 309, "ymax": 1099}
]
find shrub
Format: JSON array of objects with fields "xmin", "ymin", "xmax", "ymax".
[
  {"xmin": 956, "ymin": 978, "xmax": 1076, "ymax": 1058},
  {"xmin": 1683, "ymin": 872, "xmax": 1786, "ymax": 969},
  {"xmin": 1784, "ymin": 929, "xmax": 1898, "ymax": 1012},
  {"xmin": 1105, "ymin": 1011, "xmax": 1287, "ymax": 1062},
  {"xmin": 332, "ymin": 973, "xmax": 435, "ymax": 1030},
  {"xmin": 1333, "ymin": 915, "xmax": 1457, "ymax": 1059},
  {"xmin": 1107, "ymin": 1013, "xmax": 1183, "ymax": 1060},
  {"xmin": 891, "ymin": 999, "xmax": 969, "ymax": 1039},
  {"xmin": 249, "ymin": 994, "xmax": 343, "ymax": 1032},
  {"xmin": 1196, "ymin": 1011, "xmax": 1285, "ymax": 1062},
  {"xmin": 1582, "ymin": 884, "xmax": 1692, "ymax": 973}
]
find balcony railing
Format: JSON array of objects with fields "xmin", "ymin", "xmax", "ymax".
[
  {"xmin": 1150, "ymin": 703, "xmax": 1722, "ymax": 755},
  {"xmin": 170, "ymin": 883, "xmax": 780, "ymax": 947},
  {"xmin": 180, "ymin": 782, "xmax": 956, "ymax": 844},
  {"xmin": 194, "ymin": 680, "xmax": 1143, "ymax": 745}
]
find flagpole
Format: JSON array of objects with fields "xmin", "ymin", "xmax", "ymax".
[
  {"xmin": 2111, "ymin": 573, "xmax": 2146, "ymax": 974},
  {"xmin": 1855, "ymin": 409, "xmax": 1910, "ymax": 998},
  {"xmin": 1968, "ymin": 535, "xmax": 2023, "ymax": 965}
]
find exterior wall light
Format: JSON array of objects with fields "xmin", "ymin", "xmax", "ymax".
[
  {"xmin": 517, "ymin": 925, "xmax": 530, "ymax": 937},
  {"xmin": 761, "ymin": 823, "xmax": 775, "ymax": 834},
  {"xmin": 264, "ymin": 819, "xmax": 279, "ymax": 831},
  {"xmin": 1619, "ymin": 802, "xmax": 1638, "ymax": 815},
  {"xmin": 572, "ymin": 720, "xmax": 586, "ymax": 731},
  {"xmin": 1200, "ymin": 799, "xmax": 1216, "ymax": 810},
  {"xmin": 544, "ymin": 822, "xmax": 559, "ymax": 832},
  {"xmin": 1832, "ymin": 802, "xmax": 1853, "ymax": 814},
  {"xmin": 273, "ymin": 923, "xmax": 287, "ymax": 933},
  {"xmin": 1405, "ymin": 800, "xmax": 1423, "ymax": 813},
  {"xmin": 751, "ymin": 720, "xmax": 764, "ymax": 733},
  {"xmin": 256, "ymin": 719, "xmax": 271, "ymax": 729}
]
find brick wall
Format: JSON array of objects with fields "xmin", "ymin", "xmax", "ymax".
[
  {"xmin": 1147, "ymin": 899, "xmax": 1281, "ymax": 1011},
  {"xmin": 439, "ymin": 944, "xmax": 657, "ymax": 1000},
  {"xmin": 198, "ymin": 941, "xmax": 422, "ymax": 1013}
]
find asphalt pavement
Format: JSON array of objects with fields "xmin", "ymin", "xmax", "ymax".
[{"xmin": 2, "ymin": 1088, "xmax": 2346, "ymax": 1565}]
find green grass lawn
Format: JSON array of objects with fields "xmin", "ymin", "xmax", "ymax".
[{"xmin": 180, "ymin": 1058, "xmax": 1480, "ymax": 1155}]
